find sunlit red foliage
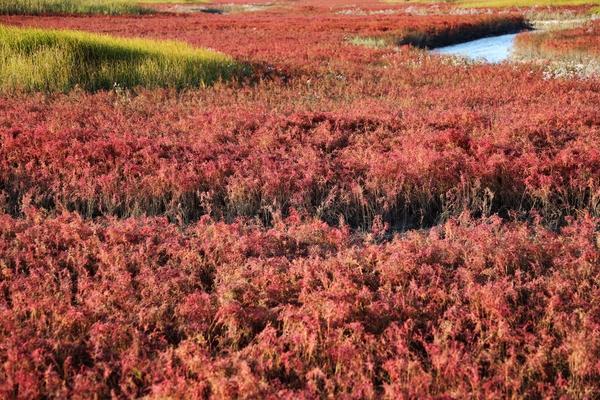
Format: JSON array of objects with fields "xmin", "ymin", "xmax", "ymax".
[{"xmin": 1, "ymin": 59, "xmax": 599, "ymax": 228}]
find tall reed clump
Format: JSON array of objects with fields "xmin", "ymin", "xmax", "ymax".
[
  {"xmin": 0, "ymin": 0, "xmax": 154, "ymax": 15},
  {"xmin": 0, "ymin": 26, "xmax": 246, "ymax": 93}
]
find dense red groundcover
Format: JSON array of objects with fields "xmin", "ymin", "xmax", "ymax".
[
  {"xmin": 2, "ymin": 210, "xmax": 600, "ymax": 398},
  {"xmin": 515, "ymin": 19, "xmax": 600, "ymax": 60},
  {"xmin": 1, "ymin": 60, "xmax": 599, "ymax": 228},
  {"xmin": 2, "ymin": 2, "xmax": 600, "ymax": 398}
]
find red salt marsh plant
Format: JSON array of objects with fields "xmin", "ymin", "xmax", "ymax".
[
  {"xmin": 2, "ymin": 3, "xmax": 600, "ymax": 397},
  {"xmin": 513, "ymin": 19, "xmax": 600, "ymax": 63},
  {"xmin": 1, "ymin": 210, "xmax": 600, "ymax": 397},
  {"xmin": 1, "ymin": 55, "xmax": 599, "ymax": 229}
]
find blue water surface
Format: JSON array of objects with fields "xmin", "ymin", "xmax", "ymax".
[{"xmin": 433, "ymin": 33, "xmax": 519, "ymax": 63}]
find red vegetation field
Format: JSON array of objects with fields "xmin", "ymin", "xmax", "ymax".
[
  {"xmin": 1, "ymin": 1, "xmax": 600, "ymax": 398},
  {"xmin": 515, "ymin": 19, "xmax": 600, "ymax": 61},
  {"xmin": 0, "ymin": 5, "xmax": 527, "ymax": 66},
  {"xmin": 1, "ymin": 59, "xmax": 599, "ymax": 229},
  {"xmin": 2, "ymin": 211, "xmax": 600, "ymax": 398}
]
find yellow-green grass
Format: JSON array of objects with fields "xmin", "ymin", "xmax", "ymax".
[
  {"xmin": 0, "ymin": 0, "xmax": 211, "ymax": 16},
  {"xmin": 383, "ymin": 0, "xmax": 600, "ymax": 7},
  {"xmin": 0, "ymin": 0, "xmax": 157, "ymax": 15},
  {"xmin": 0, "ymin": 25, "xmax": 246, "ymax": 93},
  {"xmin": 347, "ymin": 36, "xmax": 389, "ymax": 49}
]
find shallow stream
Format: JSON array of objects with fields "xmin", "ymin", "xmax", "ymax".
[{"xmin": 433, "ymin": 33, "xmax": 519, "ymax": 63}]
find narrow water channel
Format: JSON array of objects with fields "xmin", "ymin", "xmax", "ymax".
[{"xmin": 433, "ymin": 33, "xmax": 519, "ymax": 63}]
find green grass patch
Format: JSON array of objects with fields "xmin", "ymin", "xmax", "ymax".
[
  {"xmin": 0, "ymin": 0, "xmax": 157, "ymax": 15},
  {"xmin": 0, "ymin": 25, "xmax": 247, "ymax": 93},
  {"xmin": 347, "ymin": 37, "xmax": 389, "ymax": 49},
  {"xmin": 0, "ymin": 0, "xmax": 211, "ymax": 16}
]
